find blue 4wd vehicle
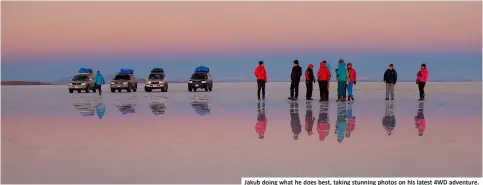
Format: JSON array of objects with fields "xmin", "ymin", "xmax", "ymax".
[
  {"xmin": 110, "ymin": 69, "xmax": 138, "ymax": 93},
  {"xmin": 145, "ymin": 68, "xmax": 169, "ymax": 92},
  {"xmin": 68, "ymin": 68, "xmax": 96, "ymax": 93},
  {"xmin": 188, "ymin": 66, "xmax": 213, "ymax": 92}
]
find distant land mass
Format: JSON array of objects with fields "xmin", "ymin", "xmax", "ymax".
[{"xmin": 1, "ymin": 81, "xmax": 54, "ymax": 85}]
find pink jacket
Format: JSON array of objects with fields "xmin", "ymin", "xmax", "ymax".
[
  {"xmin": 417, "ymin": 68, "xmax": 429, "ymax": 82},
  {"xmin": 416, "ymin": 119, "xmax": 426, "ymax": 133},
  {"xmin": 346, "ymin": 118, "xmax": 356, "ymax": 137},
  {"xmin": 317, "ymin": 123, "xmax": 330, "ymax": 141},
  {"xmin": 348, "ymin": 69, "xmax": 357, "ymax": 83},
  {"xmin": 255, "ymin": 120, "xmax": 267, "ymax": 135}
]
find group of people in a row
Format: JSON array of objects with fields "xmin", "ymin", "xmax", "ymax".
[
  {"xmin": 254, "ymin": 60, "xmax": 430, "ymax": 101},
  {"xmin": 255, "ymin": 101, "xmax": 427, "ymax": 142}
]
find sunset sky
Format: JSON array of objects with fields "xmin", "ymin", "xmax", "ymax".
[{"xmin": 2, "ymin": 1, "xmax": 481, "ymax": 82}]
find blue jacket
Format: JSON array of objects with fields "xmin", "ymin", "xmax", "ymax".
[
  {"xmin": 336, "ymin": 61, "xmax": 348, "ymax": 82},
  {"xmin": 95, "ymin": 72, "xmax": 105, "ymax": 85}
]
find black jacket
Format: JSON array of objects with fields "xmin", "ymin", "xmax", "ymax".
[
  {"xmin": 305, "ymin": 68, "xmax": 315, "ymax": 83},
  {"xmin": 383, "ymin": 69, "xmax": 398, "ymax": 84},
  {"xmin": 291, "ymin": 65, "xmax": 303, "ymax": 81}
]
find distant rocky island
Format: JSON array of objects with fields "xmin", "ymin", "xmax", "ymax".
[{"xmin": 1, "ymin": 81, "xmax": 54, "ymax": 85}]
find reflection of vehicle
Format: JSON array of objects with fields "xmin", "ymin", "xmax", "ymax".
[
  {"xmin": 191, "ymin": 97, "xmax": 211, "ymax": 116},
  {"xmin": 188, "ymin": 66, "xmax": 213, "ymax": 92},
  {"xmin": 150, "ymin": 102, "xmax": 167, "ymax": 115},
  {"xmin": 145, "ymin": 68, "xmax": 169, "ymax": 92},
  {"xmin": 110, "ymin": 69, "xmax": 138, "ymax": 93},
  {"xmin": 73, "ymin": 102, "xmax": 95, "ymax": 117},
  {"xmin": 68, "ymin": 68, "xmax": 96, "ymax": 93},
  {"xmin": 116, "ymin": 103, "xmax": 136, "ymax": 115}
]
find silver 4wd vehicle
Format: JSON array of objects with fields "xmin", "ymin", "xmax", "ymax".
[
  {"xmin": 110, "ymin": 69, "xmax": 138, "ymax": 93},
  {"xmin": 188, "ymin": 66, "xmax": 213, "ymax": 92},
  {"xmin": 145, "ymin": 68, "xmax": 168, "ymax": 92},
  {"xmin": 68, "ymin": 68, "xmax": 96, "ymax": 93}
]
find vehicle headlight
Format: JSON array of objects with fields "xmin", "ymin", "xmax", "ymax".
[
  {"xmin": 146, "ymin": 81, "xmax": 151, "ymax": 84},
  {"xmin": 201, "ymin": 81, "xmax": 206, "ymax": 83},
  {"xmin": 110, "ymin": 82, "xmax": 115, "ymax": 85},
  {"xmin": 69, "ymin": 83, "xmax": 73, "ymax": 85},
  {"xmin": 81, "ymin": 83, "xmax": 86, "ymax": 85},
  {"xmin": 123, "ymin": 82, "xmax": 128, "ymax": 84},
  {"xmin": 189, "ymin": 80, "xmax": 193, "ymax": 83}
]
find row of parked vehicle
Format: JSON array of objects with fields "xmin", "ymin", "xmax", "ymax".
[{"xmin": 68, "ymin": 66, "xmax": 214, "ymax": 93}]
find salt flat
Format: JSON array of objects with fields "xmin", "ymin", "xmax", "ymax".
[{"xmin": 1, "ymin": 82, "xmax": 482, "ymax": 183}]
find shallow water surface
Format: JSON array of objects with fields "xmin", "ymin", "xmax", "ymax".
[{"xmin": 2, "ymin": 82, "xmax": 482, "ymax": 183}]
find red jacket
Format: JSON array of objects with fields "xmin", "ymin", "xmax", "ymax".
[
  {"xmin": 317, "ymin": 62, "xmax": 330, "ymax": 81},
  {"xmin": 417, "ymin": 68, "xmax": 429, "ymax": 82},
  {"xmin": 255, "ymin": 120, "xmax": 267, "ymax": 135},
  {"xmin": 254, "ymin": 66, "xmax": 267, "ymax": 81}
]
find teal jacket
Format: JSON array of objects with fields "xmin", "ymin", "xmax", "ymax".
[
  {"xmin": 336, "ymin": 61, "xmax": 348, "ymax": 82},
  {"xmin": 95, "ymin": 72, "xmax": 105, "ymax": 85}
]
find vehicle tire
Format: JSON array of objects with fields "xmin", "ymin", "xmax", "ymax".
[
  {"xmin": 193, "ymin": 88, "xmax": 197, "ymax": 92},
  {"xmin": 77, "ymin": 90, "xmax": 82, "ymax": 93},
  {"xmin": 117, "ymin": 89, "xmax": 121, "ymax": 92},
  {"xmin": 162, "ymin": 87, "xmax": 167, "ymax": 92},
  {"xmin": 188, "ymin": 88, "xmax": 192, "ymax": 92},
  {"xmin": 209, "ymin": 87, "xmax": 212, "ymax": 91},
  {"xmin": 111, "ymin": 89, "xmax": 115, "ymax": 93},
  {"xmin": 92, "ymin": 88, "xmax": 96, "ymax": 93},
  {"xmin": 127, "ymin": 85, "xmax": 132, "ymax": 92},
  {"xmin": 205, "ymin": 87, "xmax": 208, "ymax": 91},
  {"xmin": 85, "ymin": 86, "xmax": 90, "ymax": 93},
  {"xmin": 69, "ymin": 89, "xmax": 74, "ymax": 93},
  {"xmin": 145, "ymin": 87, "xmax": 152, "ymax": 92},
  {"xmin": 133, "ymin": 87, "xmax": 137, "ymax": 92}
]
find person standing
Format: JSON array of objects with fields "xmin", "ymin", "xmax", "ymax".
[
  {"xmin": 336, "ymin": 59, "xmax": 348, "ymax": 101},
  {"xmin": 95, "ymin": 70, "xmax": 105, "ymax": 95},
  {"xmin": 254, "ymin": 61, "xmax": 268, "ymax": 100},
  {"xmin": 416, "ymin": 63, "xmax": 429, "ymax": 101},
  {"xmin": 346, "ymin": 62, "xmax": 357, "ymax": 101},
  {"xmin": 305, "ymin": 64, "xmax": 316, "ymax": 100},
  {"xmin": 288, "ymin": 60, "xmax": 302, "ymax": 100},
  {"xmin": 383, "ymin": 64, "xmax": 397, "ymax": 100},
  {"xmin": 317, "ymin": 61, "xmax": 330, "ymax": 101}
]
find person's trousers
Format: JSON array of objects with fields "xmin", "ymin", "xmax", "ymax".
[
  {"xmin": 318, "ymin": 80, "xmax": 329, "ymax": 100},
  {"xmin": 96, "ymin": 85, "xmax": 102, "ymax": 95},
  {"xmin": 290, "ymin": 80, "xmax": 300, "ymax": 98},
  {"xmin": 305, "ymin": 82, "xmax": 313, "ymax": 99},
  {"xmin": 385, "ymin": 83, "xmax": 395, "ymax": 99},
  {"xmin": 418, "ymin": 82, "xmax": 426, "ymax": 99},
  {"xmin": 347, "ymin": 82, "xmax": 354, "ymax": 97},
  {"xmin": 257, "ymin": 80, "xmax": 266, "ymax": 99},
  {"xmin": 337, "ymin": 81, "xmax": 347, "ymax": 99}
]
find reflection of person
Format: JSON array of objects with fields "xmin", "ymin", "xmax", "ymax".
[
  {"xmin": 346, "ymin": 102, "xmax": 356, "ymax": 138},
  {"xmin": 414, "ymin": 101, "xmax": 426, "ymax": 136},
  {"xmin": 254, "ymin": 61, "xmax": 268, "ymax": 100},
  {"xmin": 290, "ymin": 101, "xmax": 301, "ymax": 140},
  {"xmin": 96, "ymin": 102, "xmax": 106, "ymax": 119},
  {"xmin": 255, "ymin": 102, "xmax": 267, "ymax": 139},
  {"xmin": 305, "ymin": 101, "xmax": 315, "ymax": 136},
  {"xmin": 317, "ymin": 102, "xmax": 330, "ymax": 141},
  {"xmin": 382, "ymin": 101, "xmax": 396, "ymax": 135},
  {"xmin": 335, "ymin": 102, "xmax": 348, "ymax": 143}
]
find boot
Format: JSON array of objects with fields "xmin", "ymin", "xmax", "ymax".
[{"xmin": 351, "ymin": 96, "xmax": 355, "ymax": 101}]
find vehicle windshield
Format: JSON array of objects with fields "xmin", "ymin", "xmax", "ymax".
[
  {"xmin": 72, "ymin": 75, "xmax": 89, "ymax": 81},
  {"xmin": 148, "ymin": 74, "xmax": 165, "ymax": 80},
  {"xmin": 191, "ymin": 72, "xmax": 208, "ymax": 79},
  {"xmin": 114, "ymin": 74, "xmax": 131, "ymax": 80}
]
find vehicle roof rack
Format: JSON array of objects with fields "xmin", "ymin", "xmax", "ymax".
[
  {"xmin": 119, "ymin": 69, "xmax": 134, "ymax": 74},
  {"xmin": 195, "ymin": 66, "xmax": 209, "ymax": 72}
]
